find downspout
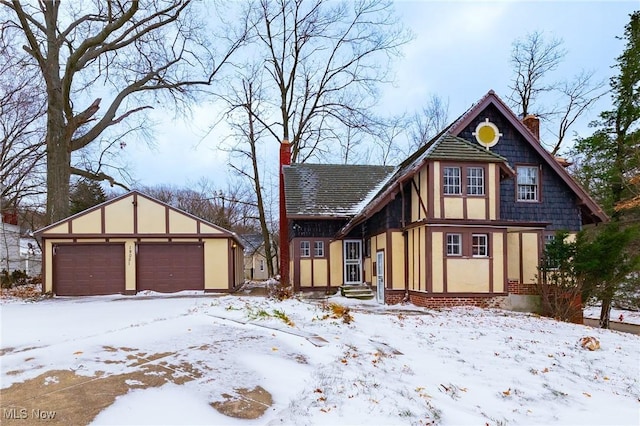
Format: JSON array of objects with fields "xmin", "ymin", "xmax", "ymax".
[
  {"xmin": 279, "ymin": 139, "xmax": 291, "ymax": 287},
  {"xmin": 401, "ymin": 182, "xmax": 409, "ymax": 302}
]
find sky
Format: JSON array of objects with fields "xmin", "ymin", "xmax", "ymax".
[
  {"xmin": 1, "ymin": 291, "xmax": 638, "ymax": 425},
  {"xmin": 122, "ymin": 1, "xmax": 638, "ymax": 191}
]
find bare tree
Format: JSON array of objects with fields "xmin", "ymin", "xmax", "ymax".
[
  {"xmin": 139, "ymin": 181, "xmax": 260, "ymax": 234},
  {"xmin": 508, "ymin": 30, "xmax": 607, "ymax": 154},
  {"xmin": 1, "ymin": 0, "xmax": 248, "ymax": 224},
  {"xmin": 220, "ymin": 66, "xmax": 279, "ymax": 276},
  {"xmin": 408, "ymin": 94, "xmax": 449, "ymax": 151},
  {"xmin": 370, "ymin": 114, "xmax": 408, "ymax": 165},
  {"xmin": 0, "ymin": 25, "xmax": 46, "ymax": 208},
  {"xmin": 245, "ymin": 0, "xmax": 411, "ymax": 163},
  {"xmin": 550, "ymin": 71, "xmax": 606, "ymax": 155},
  {"xmin": 508, "ymin": 30, "xmax": 566, "ymax": 118},
  {"xmin": 216, "ymin": 0, "xmax": 409, "ymax": 283}
]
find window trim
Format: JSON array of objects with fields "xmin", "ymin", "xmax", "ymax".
[
  {"xmin": 441, "ymin": 163, "xmax": 487, "ymax": 197},
  {"xmin": 314, "ymin": 241, "xmax": 325, "ymax": 258},
  {"xmin": 516, "ymin": 165, "xmax": 541, "ymax": 202},
  {"xmin": 472, "ymin": 234, "xmax": 489, "ymax": 257},
  {"xmin": 466, "ymin": 166, "xmax": 485, "ymax": 196},
  {"xmin": 446, "ymin": 233, "xmax": 462, "ymax": 256},
  {"xmin": 300, "ymin": 241, "xmax": 310, "ymax": 257},
  {"xmin": 443, "ymin": 166, "xmax": 462, "ymax": 195}
]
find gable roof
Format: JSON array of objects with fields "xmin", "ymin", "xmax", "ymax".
[
  {"xmin": 35, "ymin": 190, "xmax": 242, "ymax": 244},
  {"xmin": 283, "ymin": 163, "xmax": 395, "ymax": 218},
  {"xmin": 448, "ymin": 90, "xmax": 608, "ymax": 224},
  {"xmin": 238, "ymin": 233, "xmax": 265, "ymax": 255},
  {"xmin": 334, "ymin": 90, "xmax": 608, "ymax": 236},
  {"xmin": 334, "ymin": 132, "xmax": 514, "ymax": 237}
]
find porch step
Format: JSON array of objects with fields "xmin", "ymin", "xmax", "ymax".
[{"xmin": 340, "ymin": 285, "xmax": 375, "ymax": 300}]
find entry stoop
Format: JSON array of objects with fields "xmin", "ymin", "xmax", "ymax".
[{"xmin": 340, "ymin": 285, "xmax": 375, "ymax": 300}]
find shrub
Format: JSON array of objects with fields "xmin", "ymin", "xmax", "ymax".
[
  {"xmin": 536, "ymin": 231, "xmax": 583, "ymax": 323},
  {"xmin": 269, "ymin": 283, "xmax": 293, "ymax": 301},
  {"xmin": 1, "ymin": 269, "xmax": 34, "ymax": 288},
  {"xmin": 0, "ymin": 269, "xmax": 10, "ymax": 289}
]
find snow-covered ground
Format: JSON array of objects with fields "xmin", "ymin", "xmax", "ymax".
[
  {"xmin": 1, "ymin": 293, "xmax": 639, "ymax": 425},
  {"xmin": 584, "ymin": 305, "xmax": 640, "ymax": 325}
]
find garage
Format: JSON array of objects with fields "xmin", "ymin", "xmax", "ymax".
[
  {"xmin": 53, "ymin": 244, "xmax": 125, "ymax": 296},
  {"xmin": 137, "ymin": 243, "xmax": 204, "ymax": 293},
  {"xmin": 36, "ymin": 190, "xmax": 245, "ymax": 296}
]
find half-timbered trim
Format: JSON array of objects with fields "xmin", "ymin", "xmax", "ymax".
[{"xmin": 280, "ymin": 90, "xmax": 607, "ymax": 311}]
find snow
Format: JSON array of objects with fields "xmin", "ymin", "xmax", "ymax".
[
  {"xmin": 1, "ymin": 293, "xmax": 639, "ymax": 425},
  {"xmin": 584, "ymin": 305, "xmax": 640, "ymax": 325}
]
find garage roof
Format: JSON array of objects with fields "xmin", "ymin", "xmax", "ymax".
[{"xmin": 35, "ymin": 190, "xmax": 243, "ymax": 246}]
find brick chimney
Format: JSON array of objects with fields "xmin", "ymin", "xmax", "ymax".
[
  {"xmin": 523, "ymin": 115, "xmax": 540, "ymax": 141},
  {"xmin": 279, "ymin": 139, "xmax": 291, "ymax": 286}
]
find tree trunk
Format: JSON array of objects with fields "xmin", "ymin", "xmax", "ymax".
[
  {"xmin": 246, "ymin": 102, "xmax": 274, "ymax": 277},
  {"xmin": 46, "ymin": 127, "xmax": 71, "ymax": 224},
  {"xmin": 45, "ymin": 79, "xmax": 71, "ymax": 224},
  {"xmin": 599, "ymin": 295, "xmax": 612, "ymax": 329},
  {"xmin": 42, "ymin": 2, "xmax": 71, "ymax": 224},
  {"xmin": 251, "ymin": 149, "xmax": 274, "ymax": 277}
]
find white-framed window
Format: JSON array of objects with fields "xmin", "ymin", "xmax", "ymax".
[
  {"xmin": 314, "ymin": 241, "xmax": 324, "ymax": 257},
  {"xmin": 259, "ymin": 259, "xmax": 265, "ymax": 271},
  {"xmin": 472, "ymin": 234, "xmax": 488, "ymax": 257},
  {"xmin": 443, "ymin": 167, "xmax": 461, "ymax": 195},
  {"xmin": 517, "ymin": 166, "xmax": 539, "ymax": 201},
  {"xmin": 544, "ymin": 234, "xmax": 555, "ymax": 246},
  {"xmin": 467, "ymin": 167, "xmax": 485, "ymax": 195},
  {"xmin": 446, "ymin": 233, "xmax": 462, "ymax": 256},
  {"xmin": 300, "ymin": 241, "xmax": 310, "ymax": 257}
]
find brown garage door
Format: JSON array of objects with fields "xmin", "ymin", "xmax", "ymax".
[
  {"xmin": 137, "ymin": 243, "xmax": 204, "ymax": 293},
  {"xmin": 54, "ymin": 244, "xmax": 125, "ymax": 296}
]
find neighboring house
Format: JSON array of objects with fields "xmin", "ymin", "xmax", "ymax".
[
  {"xmin": 35, "ymin": 191, "xmax": 244, "ymax": 296},
  {"xmin": 1, "ymin": 212, "xmax": 42, "ymax": 277},
  {"xmin": 239, "ymin": 233, "xmax": 270, "ymax": 281},
  {"xmin": 281, "ymin": 90, "xmax": 607, "ymax": 310}
]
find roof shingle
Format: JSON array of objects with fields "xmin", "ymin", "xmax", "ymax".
[{"xmin": 283, "ymin": 164, "xmax": 395, "ymax": 217}]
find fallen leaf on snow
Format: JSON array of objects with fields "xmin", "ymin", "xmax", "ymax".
[{"xmin": 579, "ymin": 336, "xmax": 600, "ymax": 351}]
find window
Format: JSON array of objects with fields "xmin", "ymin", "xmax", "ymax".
[
  {"xmin": 472, "ymin": 234, "xmax": 488, "ymax": 257},
  {"xmin": 300, "ymin": 241, "xmax": 310, "ymax": 257},
  {"xmin": 544, "ymin": 234, "xmax": 555, "ymax": 246},
  {"xmin": 259, "ymin": 259, "xmax": 265, "ymax": 271},
  {"xmin": 443, "ymin": 167, "xmax": 461, "ymax": 195},
  {"xmin": 517, "ymin": 166, "xmax": 539, "ymax": 201},
  {"xmin": 446, "ymin": 234, "xmax": 462, "ymax": 256},
  {"xmin": 314, "ymin": 241, "xmax": 325, "ymax": 257},
  {"xmin": 467, "ymin": 167, "xmax": 485, "ymax": 195}
]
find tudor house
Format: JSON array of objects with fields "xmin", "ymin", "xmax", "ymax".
[{"xmin": 281, "ymin": 90, "xmax": 607, "ymax": 309}]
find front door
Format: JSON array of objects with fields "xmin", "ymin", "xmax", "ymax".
[
  {"xmin": 343, "ymin": 240, "xmax": 362, "ymax": 285},
  {"xmin": 376, "ymin": 251, "xmax": 384, "ymax": 303}
]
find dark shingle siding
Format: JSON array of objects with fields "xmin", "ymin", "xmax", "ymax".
[
  {"xmin": 364, "ymin": 195, "xmax": 404, "ymax": 237},
  {"xmin": 458, "ymin": 104, "xmax": 582, "ymax": 231},
  {"xmin": 290, "ymin": 219, "xmax": 348, "ymax": 238}
]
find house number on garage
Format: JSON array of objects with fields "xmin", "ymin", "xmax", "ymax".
[{"xmin": 128, "ymin": 245, "xmax": 133, "ymax": 266}]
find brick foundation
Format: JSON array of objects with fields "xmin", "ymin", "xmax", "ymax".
[
  {"xmin": 507, "ymin": 280, "xmax": 538, "ymax": 295},
  {"xmin": 385, "ymin": 290, "xmax": 508, "ymax": 309}
]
